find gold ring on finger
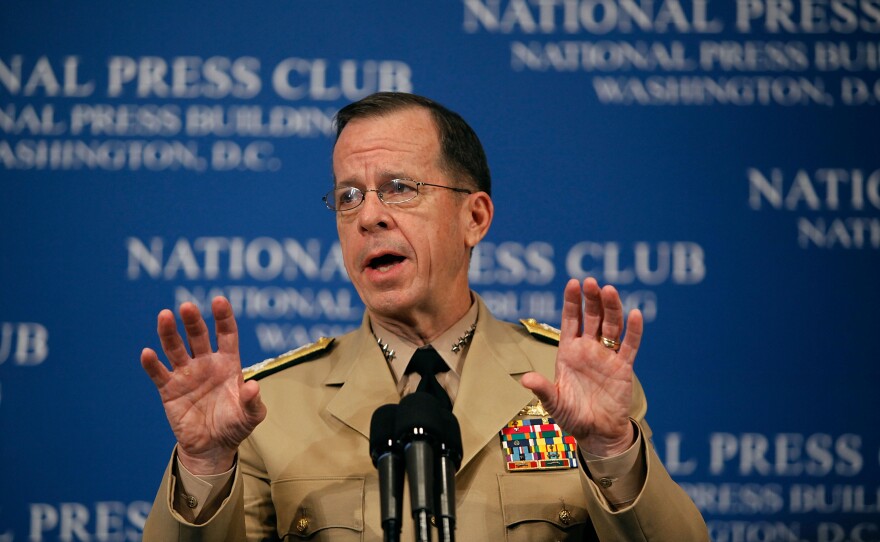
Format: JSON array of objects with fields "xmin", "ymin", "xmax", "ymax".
[{"xmin": 600, "ymin": 336, "xmax": 621, "ymax": 351}]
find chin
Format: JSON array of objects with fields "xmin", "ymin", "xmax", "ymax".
[{"xmin": 362, "ymin": 290, "xmax": 419, "ymax": 318}]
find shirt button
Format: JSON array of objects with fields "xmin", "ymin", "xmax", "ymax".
[
  {"xmin": 183, "ymin": 494, "xmax": 198, "ymax": 509},
  {"xmin": 558, "ymin": 508, "xmax": 572, "ymax": 525},
  {"xmin": 599, "ymin": 477, "xmax": 614, "ymax": 489},
  {"xmin": 296, "ymin": 517, "xmax": 310, "ymax": 534}
]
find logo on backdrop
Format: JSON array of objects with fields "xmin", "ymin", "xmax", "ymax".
[
  {"xmin": 22, "ymin": 500, "xmax": 150, "ymax": 542},
  {"xmin": 655, "ymin": 429, "xmax": 878, "ymax": 541},
  {"xmin": 748, "ymin": 167, "xmax": 880, "ymax": 249},
  {"xmin": 0, "ymin": 54, "xmax": 415, "ymax": 171},
  {"xmin": 125, "ymin": 236, "xmax": 706, "ymax": 353},
  {"xmin": 472, "ymin": 239, "xmax": 705, "ymax": 323},
  {"xmin": 461, "ymin": 0, "xmax": 880, "ymax": 107},
  {"xmin": 125, "ymin": 236, "xmax": 362, "ymax": 353},
  {"xmin": 0, "ymin": 322, "xmax": 49, "ymax": 409}
]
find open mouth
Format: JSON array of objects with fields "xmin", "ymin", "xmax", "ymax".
[{"xmin": 367, "ymin": 253, "xmax": 406, "ymax": 272}]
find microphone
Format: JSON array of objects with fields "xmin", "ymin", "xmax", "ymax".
[
  {"xmin": 434, "ymin": 408, "xmax": 462, "ymax": 542},
  {"xmin": 370, "ymin": 404, "xmax": 404, "ymax": 542},
  {"xmin": 396, "ymin": 392, "xmax": 446, "ymax": 542}
]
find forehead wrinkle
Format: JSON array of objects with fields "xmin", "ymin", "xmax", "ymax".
[
  {"xmin": 332, "ymin": 109, "xmax": 443, "ymax": 185},
  {"xmin": 334, "ymin": 144, "xmax": 438, "ymax": 186}
]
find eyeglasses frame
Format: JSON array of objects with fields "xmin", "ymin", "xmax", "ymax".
[{"xmin": 323, "ymin": 178, "xmax": 472, "ymax": 212}]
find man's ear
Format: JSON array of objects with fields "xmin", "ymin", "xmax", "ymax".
[{"xmin": 463, "ymin": 192, "xmax": 494, "ymax": 249}]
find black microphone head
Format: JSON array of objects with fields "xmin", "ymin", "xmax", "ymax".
[
  {"xmin": 437, "ymin": 408, "xmax": 463, "ymax": 470},
  {"xmin": 395, "ymin": 392, "xmax": 446, "ymax": 442},
  {"xmin": 369, "ymin": 403, "xmax": 399, "ymax": 466}
]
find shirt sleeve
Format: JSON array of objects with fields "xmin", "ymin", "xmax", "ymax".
[
  {"xmin": 173, "ymin": 457, "xmax": 236, "ymax": 524},
  {"xmin": 581, "ymin": 420, "xmax": 646, "ymax": 509}
]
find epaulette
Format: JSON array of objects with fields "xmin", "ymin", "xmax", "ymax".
[
  {"xmin": 242, "ymin": 337, "xmax": 335, "ymax": 382},
  {"xmin": 519, "ymin": 318, "xmax": 560, "ymax": 345}
]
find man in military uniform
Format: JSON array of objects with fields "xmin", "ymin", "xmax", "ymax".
[{"xmin": 141, "ymin": 93, "xmax": 708, "ymax": 540}]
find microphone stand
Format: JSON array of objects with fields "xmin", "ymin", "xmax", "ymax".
[
  {"xmin": 370, "ymin": 405, "xmax": 404, "ymax": 542},
  {"xmin": 396, "ymin": 393, "xmax": 447, "ymax": 542},
  {"xmin": 434, "ymin": 408, "xmax": 462, "ymax": 542},
  {"xmin": 405, "ymin": 435, "xmax": 434, "ymax": 542}
]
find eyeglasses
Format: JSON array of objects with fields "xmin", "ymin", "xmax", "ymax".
[{"xmin": 323, "ymin": 178, "xmax": 472, "ymax": 212}]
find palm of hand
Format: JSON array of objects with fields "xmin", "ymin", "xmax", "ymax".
[
  {"xmin": 549, "ymin": 336, "xmax": 633, "ymax": 443},
  {"xmin": 520, "ymin": 278, "xmax": 642, "ymax": 456},
  {"xmin": 141, "ymin": 298, "xmax": 266, "ymax": 470},
  {"xmin": 159, "ymin": 349, "xmax": 255, "ymax": 456}
]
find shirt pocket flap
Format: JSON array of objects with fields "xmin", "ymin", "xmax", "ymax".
[
  {"xmin": 271, "ymin": 476, "xmax": 364, "ymax": 539},
  {"xmin": 499, "ymin": 472, "xmax": 589, "ymax": 530}
]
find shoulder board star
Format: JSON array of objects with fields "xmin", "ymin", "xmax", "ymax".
[
  {"xmin": 242, "ymin": 337, "xmax": 335, "ymax": 382},
  {"xmin": 519, "ymin": 318, "xmax": 560, "ymax": 345}
]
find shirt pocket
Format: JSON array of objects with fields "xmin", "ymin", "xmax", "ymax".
[
  {"xmin": 498, "ymin": 471, "xmax": 596, "ymax": 542},
  {"xmin": 271, "ymin": 476, "xmax": 364, "ymax": 541}
]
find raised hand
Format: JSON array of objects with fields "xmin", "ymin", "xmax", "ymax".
[
  {"xmin": 521, "ymin": 278, "xmax": 643, "ymax": 457},
  {"xmin": 140, "ymin": 296, "xmax": 266, "ymax": 474}
]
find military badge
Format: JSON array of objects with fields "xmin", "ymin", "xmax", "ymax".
[{"xmin": 500, "ymin": 401, "xmax": 578, "ymax": 471}]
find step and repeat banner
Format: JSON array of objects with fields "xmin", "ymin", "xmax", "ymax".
[{"xmin": 2, "ymin": 2, "xmax": 878, "ymax": 541}]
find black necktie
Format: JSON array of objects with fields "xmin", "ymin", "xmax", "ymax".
[{"xmin": 405, "ymin": 346, "xmax": 452, "ymax": 410}]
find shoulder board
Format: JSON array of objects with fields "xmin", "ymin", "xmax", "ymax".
[
  {"xmin": 519, "ymin": 318, "xmax": 560, "ymax": 345},
  {"xmin": 242, "ymin": 337, "xmax": 335, "ymax": 382}
]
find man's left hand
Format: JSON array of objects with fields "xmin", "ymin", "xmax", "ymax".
[{"xmin": 521, "ymin": 277, "xmax": 643, "ymax": 457}]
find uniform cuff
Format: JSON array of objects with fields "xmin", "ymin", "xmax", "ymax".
[
  {"xmin": 581, "ymin": 421, "xmax": 645, "ymax": 507},
  {"xmin": 174, "ymin": 456, "xmax": 236, "ymax": 523}
]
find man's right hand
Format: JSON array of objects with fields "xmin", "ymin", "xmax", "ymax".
[{"xmin": 140, "ymin": 296, "xmax": 267, "ymax": 475}]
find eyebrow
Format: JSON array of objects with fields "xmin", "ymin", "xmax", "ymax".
[{"xmin": 334, "ymin": 171, "xmax": 410, "ymax": 188}]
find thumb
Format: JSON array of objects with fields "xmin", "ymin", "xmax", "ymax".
[
  {"xmin": 240, "ymin": 380, "xmax": 267, "ymax": 425},
  {"xmin": 520, "ymin": 371, "xmax": 557, "ymax": 411}
]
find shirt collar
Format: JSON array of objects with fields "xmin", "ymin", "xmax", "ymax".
[{"xmin": 371, "ymin": 299, "xmax": 480, "ymax": 385}]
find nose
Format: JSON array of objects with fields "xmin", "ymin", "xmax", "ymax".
[{"xmin": 356, "ymin": 189, "xmax": 391, "ymax": 232}]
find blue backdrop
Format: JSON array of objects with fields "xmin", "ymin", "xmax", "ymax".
[{"xmin": 2, "ymin": 2, "xmax": 878, "ymax": 541}]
